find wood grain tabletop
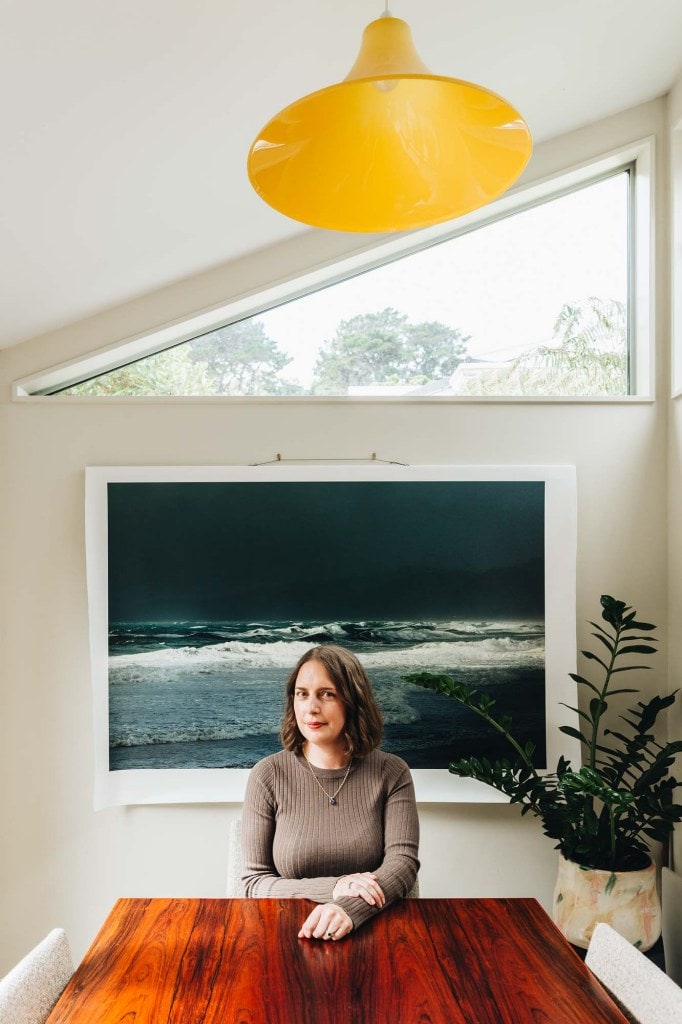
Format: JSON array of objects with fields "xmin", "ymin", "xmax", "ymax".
[{"xmin": 47, "ymin": 897, "xmax": 628, "ymax": 1024}]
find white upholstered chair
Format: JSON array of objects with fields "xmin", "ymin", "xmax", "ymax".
[
  {"xmin": 585, "ymin": 921, "xmax": 682, "ymax": 1024},
  {"xmin": 0, "ymin": 928, "xmax": 74, "ymax": 1024},
  {"xmin": 226, "ymin": 817, "xmax": 246, "ymax": 896},
  {"xmin": 227, "ymin": 817, "xmax": 419, "ymax": 898},
  {"xmin": 406, "ymin": 875, "xmax": 420, "ymax": 897},
  {"xmin": 662, "ymin": 867, "xmax": 682, "ymax": 987}
]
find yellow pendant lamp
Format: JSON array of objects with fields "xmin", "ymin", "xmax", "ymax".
[{"xmin": 247, "ymin": 8, "xmax": 532, "ymax": 234}]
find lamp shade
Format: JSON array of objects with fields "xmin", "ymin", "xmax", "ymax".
[{"xmin": 247, "ymin": 14, "xmax": 532, "ymax": 233}]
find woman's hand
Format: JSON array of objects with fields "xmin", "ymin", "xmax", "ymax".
[
  {"xmin": 333, "ymin": 872, "xmax": 386, "ymax": 908},
  {"xmin": 298, "ymin": 903, "xmax": 354, "ymax": 941}
]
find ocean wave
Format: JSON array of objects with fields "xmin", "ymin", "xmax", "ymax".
[
  {"xmin": 109, "ymin": 639, "xmax": 315, "ymax": 680},
  {"xmin": 110, "ymin": 719, "xmax": 279, "ymax": 748},
  {"xmin": 109, "ymin": 618, "xmax": 544, "ymax": 654},
  {"xmin": 361, "ymin": 636, "xmax": 543, "ymax": 669},
  {"xmin": 108, "ymin": 634, "xmax": 543, "ymax": 685},
  {"xmin": 108, "ymin": 699, "xmax": 419, "ymax": 747}
]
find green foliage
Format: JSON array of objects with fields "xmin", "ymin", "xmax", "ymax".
[
  {"xmin": 64, "ymin": 319, "xmax": 305, "ymax": 397},
  {"xmin": 312, "ymin": 308, "xmax": 469, "ymax": 394},
  {"xmin": 185, "ymin": 320, "xmax": 304, "ymax": 396},
  {"xmin": 63, "ymin": 297, "xmax": 625, "ymax": 399},
  {"xmin": 459, "ymin": 297, "xmax": 628, "ymax": 397},
  {"xmin": 404, "ymin": 596, "xmax": 682, "ymax": 871},
  {"xmin": 63, "ymin": 346, "xmax": 213, "ymax": 396}
]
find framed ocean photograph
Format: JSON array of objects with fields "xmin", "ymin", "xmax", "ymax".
[{"xmin": 85, "ymin": 464, "xmax": 578, "ymax": 808}]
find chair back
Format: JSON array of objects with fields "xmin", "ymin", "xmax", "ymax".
[
  {"xmin": 586, "ymin": 921, "xmax": 682, "ymax": 1024},
  {"xmin": 227, "ymin": 817, "xmax": 246, "ymax": 897},
  {"xmin": 0, "ymin": 928, "xmax": 74, "ymax": 1024},
  {"xmin": 662, "ymin": 867, "xmax": 682, "ymax": 987}
]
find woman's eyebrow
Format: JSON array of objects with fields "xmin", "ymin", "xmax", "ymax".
[{"xmin": 295, "ymin": 686, "xmax": 337, "ymax": 694}]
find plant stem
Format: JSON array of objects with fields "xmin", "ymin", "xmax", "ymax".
[
  {"xmin": 589, "ymin": 622, "xmax": 622, "ymax": 771},
  {"xmin": 609, "ymin": 805, "xmax": 618, "ymax": 870},
  {"xmin": 473, "ymin": 706, "xmax": 537, "ymax": 771}
]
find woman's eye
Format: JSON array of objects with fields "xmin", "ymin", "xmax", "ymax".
[{"xmin": 322, "ymin": 691, "xmax": 336, "ymax": 699}]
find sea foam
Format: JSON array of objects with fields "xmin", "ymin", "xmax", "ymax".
[{"xmin": 109, "ymin": 635, "xmax": 543, "ymax": 685}]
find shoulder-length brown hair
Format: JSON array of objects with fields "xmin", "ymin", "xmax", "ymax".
[{"xmin": 280, "ymin": 645, "xmax": 383, "ymax": 758}]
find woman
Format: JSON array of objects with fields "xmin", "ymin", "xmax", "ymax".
[{"xmin": 241, "ymin": 645, "xmax": 419, "ymax": 941}]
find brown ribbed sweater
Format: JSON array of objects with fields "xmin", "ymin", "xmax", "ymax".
[{"xmin": 241, "ymin": 748, "xmax": 420, "ymax": 929}]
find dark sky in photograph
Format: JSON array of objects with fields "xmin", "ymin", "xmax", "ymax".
[{"xmin": 107, "ymin": 480, "xmax": 545, "ymax": 622}]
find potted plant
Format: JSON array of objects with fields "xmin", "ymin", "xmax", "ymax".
[{"xmin": 405, "ymin": 595, "xmax": 682, "ymax": 950}]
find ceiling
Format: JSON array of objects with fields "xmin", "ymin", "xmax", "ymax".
[{"xmin": 2, "ymin": 0, "xmax": 682, "ymax": 351}]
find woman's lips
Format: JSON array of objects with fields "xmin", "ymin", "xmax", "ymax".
[{"xmin": 305, "ymin": 722, "xmax": 325, "ymax": 729}]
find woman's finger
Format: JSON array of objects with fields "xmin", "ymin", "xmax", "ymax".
[
  {"xmin": 329, "ymin": 915, "xmax": 353, "ymax": 940},
  {"xmin": 299, "ymin": 904, "xmax": 353, "ymax": 941},
  {"xmin": 348, "ymin": 875, "xmax": 385, "ymax": 907},
  {"xmin": 314, "ymin": 909, "xmax": 353, "ymax": 940},
  {"xmin": 298, "ymin": 906, "xmax": 323, "ymax": 939},
  {"xmin": 312, "ymin": 907, "xmax": 344, "ymax": 939}
]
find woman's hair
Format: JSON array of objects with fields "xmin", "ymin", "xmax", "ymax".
[{"xmin": 280, "ymin": 645, "xmax": 383, "ymax": 758}]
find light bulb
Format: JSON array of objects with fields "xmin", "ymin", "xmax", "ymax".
[{"xmin": 373, "ymin": 78, "xmax": 399, "ymax": 93}]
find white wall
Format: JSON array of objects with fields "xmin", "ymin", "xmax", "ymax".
[
  {"xmin": 668, "ymin": 76, "xmax": 682, "ymax": 875},
  {"xmin": 0, "ymin": 97, "xmax": 672, "ymax": 972}
]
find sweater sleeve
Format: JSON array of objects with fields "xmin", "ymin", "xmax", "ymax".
[
  {"xmin": 240, "ymin": 752, "xmax": 420, "ymax": 931},
  {"xmin": 332, "ymin": 757, "xmax": 420, "ymax": 930},
  {"xmin": 241, "ymin": 759, "xmax": 340, "ymax": 902}
]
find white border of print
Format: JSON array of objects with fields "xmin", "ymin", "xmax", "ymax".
[{"xmin": 85, "ymin": 464, "xmax": 578, "ymax": 809}]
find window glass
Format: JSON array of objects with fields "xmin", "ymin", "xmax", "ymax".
[{"xmin": 60, "ymin": 171, "xmax": 630, "ymax": 398}]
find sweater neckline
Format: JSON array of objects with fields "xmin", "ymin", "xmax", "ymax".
[{"xmin": 294, "ymin": 751, "xmax": 357, "ymax": 777}]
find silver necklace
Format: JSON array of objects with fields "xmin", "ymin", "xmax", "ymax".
[{"xmin": 303, "ymin": 750, "xmax": 352, "ymax": 805}]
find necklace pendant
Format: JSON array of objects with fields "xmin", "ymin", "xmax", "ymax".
[{"xmin": 303, "ymin": 749, "xmax": 352, "ymax": 807}]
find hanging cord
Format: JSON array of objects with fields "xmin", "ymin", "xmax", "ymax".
[{"xmin": 249, "ymin": 452, "xmax": 409, "ymax": 466}]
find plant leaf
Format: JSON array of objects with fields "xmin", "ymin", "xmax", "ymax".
[
  {"xmin": 589, "ymin": 620, "xmax": 615, "ymax": 639},
  {"xmin": 592, "ymin": 633, "xmax": 615, "ymax": 654},
  {"xmin": 590, "ymin": 697, "xmax": 607, "ymax": 719},
  {"xmin": 559, "ymin": 702, "xmax": 592, "ymax": 724},
  {"xmin": 569, "ymin": 673, "xmax": 601, "ymax": 695},
  {"xmin": 583, "ymin": 651, "xmax": 609, "ymax": 671},
  {"xmin": 559, "ymin": 725, "xmax": 589, "ymax": 744}
]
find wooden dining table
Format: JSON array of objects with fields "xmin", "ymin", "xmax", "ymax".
[{"xmin": 46, "ymin": 897, "xmax": 628, "ymax": 1024}]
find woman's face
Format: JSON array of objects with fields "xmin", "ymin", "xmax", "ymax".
[{"xmin": 293, "ymin": 660, "xmax": 347, "ymax": 753}]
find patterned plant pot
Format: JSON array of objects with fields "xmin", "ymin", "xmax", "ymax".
[{"xmin": 553, "ymin": 854, "xmax": 661, "ymax": 951}]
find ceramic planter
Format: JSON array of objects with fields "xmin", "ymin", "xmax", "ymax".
[{"xmin": 552, "ymin": 854, "xmax": 661, "ymax": 951}]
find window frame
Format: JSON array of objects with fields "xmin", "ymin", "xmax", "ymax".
[
  {"xmin": 672, "ymin": 118, "xmax": 682, "ymax": 400},
  {"xmin": 14, "ymin": 138, "xmax": 655, "ymax": 402}
]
